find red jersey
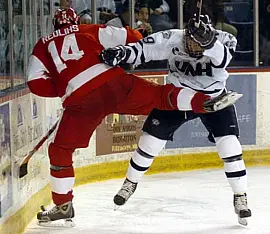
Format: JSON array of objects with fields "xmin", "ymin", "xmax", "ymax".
[{"xmin": 27, "ymin": 24, "xmax": 142, "ymax": 106}]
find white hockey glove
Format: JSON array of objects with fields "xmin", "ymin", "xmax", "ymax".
[
  {"xmin": 203, "ymin": 91, "xmax": 243, "ymax": 113},
  {"xmin": 99, "ymin": 45, "xmax": 131, "ymax": 67}
]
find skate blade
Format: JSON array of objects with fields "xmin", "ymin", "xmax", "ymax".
[
  {"xmin": 114, "ymin": 204, "xmax": 121, "ymax": 211},
  {"xmin": 238, "ymin": 216, "xmax": 248, "ymax": 226},
  {"xmin": 213, "ymin": 92, "xmax": 243, "ymax": 111},
  {"xmin": 37, "ymin": 218, "xmax": 75, "ymax": 228}
]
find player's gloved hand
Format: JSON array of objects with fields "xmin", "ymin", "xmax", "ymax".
[
  {"xmin": 99, "ymin": 45, "xmax": 130, "ymax": 66},
  {"xmin": 191, "ymin": 91, "xmax": 243, "ymax": 113},
  {"xmin": 203, "ymin": 91, "xmax": 243, "ymax": 113},
  {"xmin": 191, "ymin": 93, "xmax": 211, "ymax": 113},
  {"xmin": 187, "ymin": 15, "xmax": 217, "ymax": 49}
]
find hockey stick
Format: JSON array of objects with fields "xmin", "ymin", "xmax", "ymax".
[
  {"xmin": 19, "ymin": 121, "xmax": 58, "ymax": 178},
  {"xmin": 194, "ymin": 0, "xmax": 203, "ymax": 28}
]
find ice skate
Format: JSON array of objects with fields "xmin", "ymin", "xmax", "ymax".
[
  {"xmin": 114, "ymin": 178, "xmax": 137, "ymax": 208},
  {"xmin": 233, "ymin": 193, "xmax": 251, "ymax": 226},
  {"xmin": 37, "ymin": 201, "xmax": 75, "ymax": 227}
]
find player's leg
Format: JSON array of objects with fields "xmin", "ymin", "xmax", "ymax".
[
  {"xmin": 114, "ymin": 109, "xmax": 192, "ymax": 206},
  {"xmin": 115, "ymin": 73, "xmax": 210, "ymax": 115},
  {"xmin": 200, "ymin": 105, "xmax": 251, "ymax": 224},
  {"xmin": 36, "ymin": 75, "xmax": 146, "ymax": 224},
  {"xmin": 37, "ymin": 88, "xmax": 109, "ymax": 226}
]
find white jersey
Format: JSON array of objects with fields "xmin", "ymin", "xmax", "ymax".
[{"xmin": 125, "ymin": 29, "xmax": 237, "ymax": 97}]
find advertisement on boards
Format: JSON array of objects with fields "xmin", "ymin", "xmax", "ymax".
[
  {"xmin": 10, "ymin": 95, "xmax": 43, "ymax": 160},
  {"xmin": 10, "ymin": 94, "xmax": 46, "ymax": 202},
  {"xmin": 96, "ymin": 76, "xmax": 165, "ymax": 156},
  {"xmin": 0, "ymin": 102, "xmax": 12, "ymax": 217}
]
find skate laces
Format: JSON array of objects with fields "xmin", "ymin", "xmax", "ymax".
[
  {"xmin": 118, "ymin": 180, "xmax": 137, "ymax": 197},
  {"xmin": 235, "ymin": 194, "xmax": 248, "ymax": 209},
  {"xmin": 43, "ymin": 206, "xmax": 59, "ymax": 215},
  {"xmin": 124, "ymin": 181, "xmax": 136, "ymax": 192}
]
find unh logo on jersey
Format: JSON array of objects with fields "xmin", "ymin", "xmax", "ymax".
[{"xmin": 175, "ymin": 60, "xmax": 213, "ymax": 77}]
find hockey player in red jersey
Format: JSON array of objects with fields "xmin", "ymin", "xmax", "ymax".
[{"xmin": 27, "ymin": 8, "xmax": 240, "ymax": 226}]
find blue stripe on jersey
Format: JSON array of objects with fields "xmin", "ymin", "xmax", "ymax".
[
  {"xmin": 179, "ymin": 81, "xmax": 223, "ymax": 94},
  {"xmin": 138, "ymin": 41, "xmax": 145, "ymax": 64},
  {"xmin": 211, "ymin": 45, "xmax": 227, "ymax": 68}
]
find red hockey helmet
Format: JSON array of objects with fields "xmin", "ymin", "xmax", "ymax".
[{"xmin": 53, "ymin": 7, "xmax": 80, "ymax": 30}]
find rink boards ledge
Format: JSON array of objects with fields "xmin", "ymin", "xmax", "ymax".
[{"xmin": 1, "ymin": 148, "xmax": 270, "ymax": 234}]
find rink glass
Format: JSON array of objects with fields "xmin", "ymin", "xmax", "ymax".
[{"xmin": 0, "ymin": 0, "xmax": 268, "ymax": 94}]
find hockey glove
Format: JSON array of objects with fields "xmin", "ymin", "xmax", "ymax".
[
  {"xmin": 99, "ymin": 45, "xmax": 130, "ymax": 67},
  {"xmin": 203, "ymin": 91, "xmax": 243, "ymax": 113},
  {"xmin": 187, "ymin": 16, "xmax": 217, "ymax": 49}
]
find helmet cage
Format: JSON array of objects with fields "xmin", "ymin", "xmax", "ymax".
[{"xmin": 184, "ymin": 29, "xmax": 204, "ymax": 58}]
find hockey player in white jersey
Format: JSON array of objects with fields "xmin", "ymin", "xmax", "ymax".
[{"xmin": 99, "ymin": 15, "xmax": 251, "ymax": 225}]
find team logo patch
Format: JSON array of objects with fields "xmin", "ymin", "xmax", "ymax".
[
  {"xmin": 152, "ymin": 119, "xmax": 160, "ymax": 126},
  {"xmin": 172, "ymin": 47, "xmax": 186, "ymax": 56},
  {"xmin": 225, "ymin": 40, "xmax": 237, "ymax": 48},
  {"xmin": 162, "ymin": 30, "xmax": 172, "ymax": 39}
]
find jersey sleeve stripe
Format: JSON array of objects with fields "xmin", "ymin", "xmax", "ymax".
[
  {"xmin": 229, "ymin": 48, "xmax": 235, "ymax": 57},
  {"xmin": 98, "ymin": 26, "xmax": 127, "ymax": 49},
  {"xmin": 27, "ymin": 55, "xmax": 50, "ymax": 81},
  {"xmin": 138, "ymin": 41, "xmax": 145, "ymax": 64},
  {"xmin": 129, "ymin": 45, "xmax": 139, "ymax": 64},
  {"xmin": 210, "ymin": 45, "xmax": 227, "ymax": 69}
]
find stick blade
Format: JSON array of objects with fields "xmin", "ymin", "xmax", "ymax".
[
  {"xmin": 19, "ymin": 163, "xmax": 28, "ymax": 178},
  {"xmin": 18, "ymin": 153, "xmax": 33, "ymax": 178}
]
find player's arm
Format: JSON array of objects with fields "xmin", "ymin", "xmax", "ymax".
[
  {"xmin": 125, "ymin": 26, "xmax": 144, "ymax": 43},
  {"xmin": 27, "ymin": 40, "xmax": 58, "ymax": 98},
  {"xmin": 85, "ymin": 24, "xmax": 142, "ymax": 49},
  {"xmin": 203, "ymin": 31, "xmax": 237, "ymax": 68},
  {"xmin": 187, "ymin": 16, "xmax": 237, "ymax": 68},
  {"xmin": 99, "ymin": 30, "xmax": 173, "ymax": 67}
]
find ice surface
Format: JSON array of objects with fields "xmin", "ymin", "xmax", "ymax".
[{"xmin": 24, "ymin": 167, "xmax": 270, "ymax": 234}]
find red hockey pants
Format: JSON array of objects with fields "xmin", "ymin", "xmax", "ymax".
[{"xmin": 49, "ymin": 73, "xmax": 182, "ymax": 205}]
